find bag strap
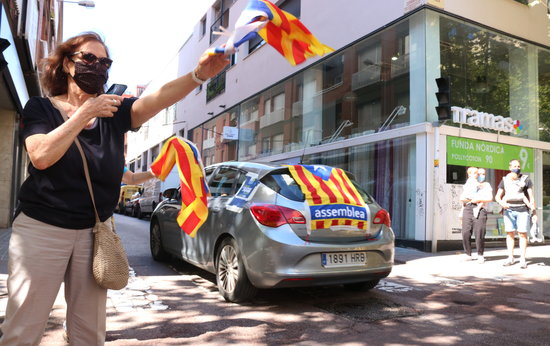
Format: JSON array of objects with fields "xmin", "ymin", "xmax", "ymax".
[{"xmin": 49, "ymin": 97, "xmax": 100, "ymax": 224}]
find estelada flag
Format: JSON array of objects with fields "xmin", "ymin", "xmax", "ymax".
[
  {"xmin": 212, "ymin": 0, "xmax": 333, "ymax": 66},
  {"xmin": 287, "ymin": 165, "xmax": 368, "ymax": 232},
  {"xmin": 150, "ymin": 136, "xmax": 209, "ymax": 238}
]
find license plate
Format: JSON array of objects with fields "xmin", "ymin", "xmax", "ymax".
[{"xmin": 321, "ymin": 252, "xmax": 367, "ymax": 268}]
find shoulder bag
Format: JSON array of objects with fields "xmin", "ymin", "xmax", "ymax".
[{"xmin": 51, "ymin": 97, "xmax": 129, "ymax": 290}]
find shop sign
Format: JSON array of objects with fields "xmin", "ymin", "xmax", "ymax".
[
  {"xmin": 222, "ymin": 126, "xmax": 239, "ymax": 140},
  {"xmin": 451, "ymin": 106, "xmax": 521, "ymax": 134},
  {"xmin": 447, "ymin": 136, "xmax": 534, "ymax": 172}
]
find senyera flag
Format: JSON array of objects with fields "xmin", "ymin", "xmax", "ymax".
[
  {"xmin": 150, "ymin": 136, "xmax": 209, "ymax": 238},
  {"xmin": 287, "ymin": 165, "xmax": 368, "ymax": 232},
  {"xmin": 212, "ymin": 0, "xmax": 333, "ymax": 66}
]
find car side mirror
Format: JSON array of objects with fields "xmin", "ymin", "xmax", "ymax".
[{"xmin": 163, "ymin": 188, "xmax": 178, "ymax": 200}]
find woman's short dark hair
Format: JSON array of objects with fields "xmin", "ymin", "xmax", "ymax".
[{"xmin": 40, "ymin": 32, "xmax": 109, "ymax": 96}]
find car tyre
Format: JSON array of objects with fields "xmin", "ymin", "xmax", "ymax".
[
  {"xmin": 343, "ymin": 279, "xmax": 380, "ymax": 291},
  {"xmin": 216, "ymin": 238, "xmax": 257, "ymax": 303},
  {"xmin": 150, "ymin": 221, "xmax": 169, "ymax": 261}
]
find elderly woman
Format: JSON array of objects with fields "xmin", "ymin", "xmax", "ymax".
[{"xmin": 0, "ymin": 32, "xmax": 228, "ymax": 345}]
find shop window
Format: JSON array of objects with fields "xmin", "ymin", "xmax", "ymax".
[
  {"xmin": 438, "ymin": 14, "xmax": 547, "ymax": 140},
  {"xmin": 301, "ymin": 136, "xmax": 417, "ymax": 240}
]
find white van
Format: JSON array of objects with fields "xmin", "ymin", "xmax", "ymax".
[{"xmin": 135, "ymin": 167, "xmax": 179, "ymax": 218}]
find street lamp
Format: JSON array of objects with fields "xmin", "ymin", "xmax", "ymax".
[{"xmin": 59, "ymin": 0, "xmax": 95, "ymax": 7}]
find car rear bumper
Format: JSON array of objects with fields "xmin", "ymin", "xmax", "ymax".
[{"xmin": 240, "ymin": 225, "xmax": 395, "ymax": 289}]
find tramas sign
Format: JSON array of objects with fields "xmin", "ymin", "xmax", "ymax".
[{"xmin": 451, "ymin": 106, "xmax": 519, "ymax": 134}]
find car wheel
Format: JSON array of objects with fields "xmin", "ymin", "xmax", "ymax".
[
  {"xmin": 343, "ymin": 279, "xmax": 380, "ymax": 291},
  {"xmin": 216, "ymin": 238, "xmax": 257, "ymax": 303},
  {"xmin": 150, "ymin": 221, "xmax": 169, "ymax": 261}
]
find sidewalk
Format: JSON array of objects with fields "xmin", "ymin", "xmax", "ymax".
[{"xmin": 1, "ymin": 226, "xmax": 549, "ymax": 345}]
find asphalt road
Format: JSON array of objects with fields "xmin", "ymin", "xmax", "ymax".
[{"xmin": 1, "ymin": 214, "xmax": 550, "ymax": 345}]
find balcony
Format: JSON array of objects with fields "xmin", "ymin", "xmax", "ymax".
[
  {"xmin": 291, "ymin": 94, "xmax": 323, "ymax": 117},
  {"xmin": 259, "ymin": 108, "xmax": 285, "ymax": 128},
  {"xmin": 351, "ymin": 65, "xmax": 381, "ymax": 91},
  {"xmin": 391, "ymin": 53, "xmax": 410, "ymax": 78}
]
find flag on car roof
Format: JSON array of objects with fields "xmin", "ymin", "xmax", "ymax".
[
  {"xmin": 287, "ymin": 165, "xmax": 368, "ymax": 232},
  {"xmin": 212, "ymin": 0, "xmax": 333, "ymax": 66},
  {"xmin": 150, "ymin": 137, "xmax": 209, "ymax": 238}
]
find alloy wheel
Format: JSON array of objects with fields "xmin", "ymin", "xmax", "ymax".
[{"xmin": 218, "ymin": 245, "xmax": 239, "ymax": 293}]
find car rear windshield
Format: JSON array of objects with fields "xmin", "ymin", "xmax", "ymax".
[
  {"xmin": 261, "ymin": 173, "xmax": 305, "ymax": 201},
  {"xmin": 262, "ymin": 170, "xmax": 374, "ymax": 204}
]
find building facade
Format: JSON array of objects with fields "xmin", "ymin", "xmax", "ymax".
[
  {"xmin": 127, "ymin": 0, "xmax": 550, "ymax": 251},
  {"xmin": 0, "ymin": 0, "xmax": 61, "ymax": 227}
]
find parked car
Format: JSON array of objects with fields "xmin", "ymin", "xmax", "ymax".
[
  {"xmin": 123, "ymin": 192, "xmax": 141, "ymax": 217},
  {"xmin": 150, "ymin": 162, "xmax": 394, "ymax": 303}
]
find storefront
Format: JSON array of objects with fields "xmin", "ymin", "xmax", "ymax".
[{"xmin": 188, "ymin": 8, "xmax": 549, "ymax": 251}]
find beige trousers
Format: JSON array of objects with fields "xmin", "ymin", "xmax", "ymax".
[{"xmin": 0, "ymin": 213, "xmax": 107, "ymax": 346}]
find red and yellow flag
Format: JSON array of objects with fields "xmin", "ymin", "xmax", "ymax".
[
  {"xmin": 150, "ymin": 137, "xmax": 208, "ymax": 238},
  {"xmin": 212, "ymin": 0, "xmax": 333, "ymax": 66},
  {"xmin": 287, "ymin": 165, "xmax": 368, "ymax": 231},
  {"xmin": 258, "ymin": 0, "xmax": 334, "ymax": 66}
]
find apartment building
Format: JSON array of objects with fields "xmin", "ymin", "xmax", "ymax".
[
  {"xmin": 127, "ymin": 0, "xmax": 550, "ymax": 251},
  {"xmin": 0, "ymin": 0, "xmax": 62, "ymax": 227}
]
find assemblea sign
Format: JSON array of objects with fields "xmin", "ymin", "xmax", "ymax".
[{"xmin": 447, "ymin": 136, "xmax": 534, "ymax": 172}]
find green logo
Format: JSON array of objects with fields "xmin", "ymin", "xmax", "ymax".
[{"xmin": 446, "ymin": 136, "xmax": 533, "ymax": 172}]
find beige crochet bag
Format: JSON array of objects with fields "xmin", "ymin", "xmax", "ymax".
[{"xmin": 53, "ymin": 98, "xmax": 129, "ymax": 290}]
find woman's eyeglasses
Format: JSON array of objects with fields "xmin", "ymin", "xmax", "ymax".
[{"xmin": 70, "ymin": 51, "xmax": 113, "ymax": 68}]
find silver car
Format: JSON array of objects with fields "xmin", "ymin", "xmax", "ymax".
[{"xmin": 150, "ymin": 162, "xmax": 394, "ymax": 303}]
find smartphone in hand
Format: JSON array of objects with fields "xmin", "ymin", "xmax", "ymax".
[{"xmin": 106, "ymin": 84, "xmax": 127, "ymax": 95}]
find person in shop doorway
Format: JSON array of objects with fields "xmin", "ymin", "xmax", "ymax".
[
  {"xmin": 460, "ymin": 167, "xmax": 493, "ymax": 263},
  {"xmin": 495, "ymin": 159, "xmax": 535, "ymax": 269}
]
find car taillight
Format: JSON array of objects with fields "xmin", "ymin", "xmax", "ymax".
[
  {"xmin": 373, "ymin": 209, "xmax": 391, "ymax": 227},
  {"xmin": 250, "ymin": 204, "xmax": 306, "ymax": 227}
]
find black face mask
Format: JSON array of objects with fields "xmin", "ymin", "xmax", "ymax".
[
  {"xmin": 511, "ymin": 168, "xmax": 521, "ymax": 175},
  {"xmin": 71, "ymin": 61, "xmax": 108, "ymax": 94}
]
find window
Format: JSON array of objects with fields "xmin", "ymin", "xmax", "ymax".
[
  {"xmin": 248, "ymin": 0, "xmax": 300, "ymax": 54},
  {"xmin": 279, "ymin": 0, "xmax": 301, "ymax": 17},
  {"xmin": 210, "ymin": 0, "xmax": 233, "ymax": 44},
  {"xmin": 142, "ymin": 151, "xmax": 148, "ymax": 171},
  {"xmin": 209, "ymin": 167, "xmax": 241, "ymax": 197},
  {"xmin": 163, "ymin": 105, "xmax": 176, "ymax": 124},
  {"xmin": 151, "ymin": 145, "xmax": 159, "ymax": 162},
  {"xmin": 206, "ymin": 70, "xmax": 226, "ymax": 102},
  {"xmin": 261, "ymin": 172, "xmax": 304, "ymax": 201},
  {"xmin": 200, "ymin": 16, "xmax": 207, "ymax": 38}
]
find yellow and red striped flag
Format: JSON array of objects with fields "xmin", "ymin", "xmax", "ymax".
[
  {"xmin": 212, "ymin": 0, "xmax": 333, "ymax": 66},
  {"xmin": 287, "ymin": 165, "xmax": 368, "ymax": 232},
  {"xmin": 150, "ymin": 137, "xmax": 208, "ymax": 238}
]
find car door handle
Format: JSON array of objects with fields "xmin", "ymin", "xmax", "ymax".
[{"xmin": 211, "ymin": 206, "xmax": 221, "ymax": 213}]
